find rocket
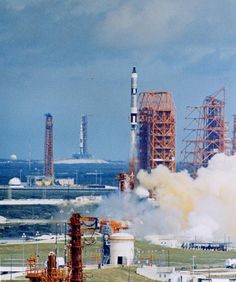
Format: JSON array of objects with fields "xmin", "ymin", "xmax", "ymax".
[
  {"xmin": 130, "ymin": 67, "xmax": 138, "ymax": 129},
  {"xmin": 129, "ymin": 67, "xmax": 138, "ymax": 188}
]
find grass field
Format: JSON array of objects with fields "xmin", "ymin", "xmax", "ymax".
[
  {"xmin": 1, "ymin": 238, "xmax": 236, "ymax": 281},
  {"xmin": 1, "ymin": 267, "xmax": 154, "ymax": 282}
]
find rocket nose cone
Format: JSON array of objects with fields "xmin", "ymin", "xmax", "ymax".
[{"xmin": 132, "ymin": 67, "xmax": 136, "ymax": 73}]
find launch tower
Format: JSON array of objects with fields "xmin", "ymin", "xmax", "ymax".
[
  {"xmin": 80, "ymin": 115, "xmax": 88, "ymax": 157},
  {"xmin": 44, "ymin": 113, "xmax": 54, "ymax": 177},
  {"xmin": 137, "ymin": 91, "xmax": 176, "ymax": 172},
  {"xmin": 232, "ymin": 115, "xmax": 236, "ymax": 155},
  {"xmin": 73, "ymin": 115, "xmax": 92, "ymax": 159},
  {"xmin": 181, "ymin": 88, "xmax": 226, "ymax": 175}
]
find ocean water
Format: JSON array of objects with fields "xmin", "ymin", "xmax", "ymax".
[
  {"xmin": 0, "ymin": 160, "xmax": 127, "ymax": 239},
  {"xmin": 0, "ymin": 159, "xmax": 127, "ymax": 186}
]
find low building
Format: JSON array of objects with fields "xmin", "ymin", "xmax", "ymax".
[
  {"xmin": 145, "ymin": 235, "xmax": 181, "ymax": 248},
  {"xmin": 110, "ymin": 233, "xmax": 134, "ymax": 266},
  {"xmin": 8, "ymin": 177, "xmax": 24, "ymax": 188},
  {"xmin": 136, "ymin": 266, "xmax": 205, "ymax": 282},
  {"xmin": 54, "ymin": 178, "xmax": 74, "ymax": 186}
]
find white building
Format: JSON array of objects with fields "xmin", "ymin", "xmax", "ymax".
[
  {"xmin": 110, "ymin": 232, "xmax": 134, "ymax": 266},
  {"xmin": 8, "ymin": 177, "xmax": 24, "ymax": 188},
  {"xmin": 55, "ymin": 178, "xmax": 74, "ymax": 186},
  {"xmin": 136, "ymin": 266, "xmax": 205, "ymax": 282},
  {"xmin": 145, "ymin": 235, "xmax": 181, "ymax": 248}
]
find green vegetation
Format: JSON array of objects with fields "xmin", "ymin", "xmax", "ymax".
[
  {"xmin": 1, "ymin": 267, "xmax": 153, "ymax": 282},
  {"xmin": 84, "ymin": 267, "xmax": 154, "ymax": 282},
  {"xmin": 1, "ymin": 238, "xmax": 236, "ymax": 281},
  {"xmin": 135, "ymin": 240, "xmax": 236, "ymax": 269}
]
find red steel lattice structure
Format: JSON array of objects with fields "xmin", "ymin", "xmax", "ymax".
[
  {"xmin": 26, "ymin": 252, "xmax": 70, "ymax": 282},
  {"xmin": 232, "ymin": 115, "xmax": 236, "ymax": 155},
  {"xmin": 137, "ymin": 91, "xmax": 176, "ymax": 172},
  {"xmin": 68, "ymin": 213, "xmax": 98, "ymax": 282},
  {"xmin": 181, "ymin": 87, "xmax": 226, "ymax": 176},
  {"xmin": 44, "ymin": 113, "xmax": 54, "ymax": 177}
]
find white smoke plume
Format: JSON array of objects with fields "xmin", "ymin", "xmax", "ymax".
[
  {"xmin": 97, "ymin": 153, "xmax": 236, "ymax": 242},
  {"xmin": 137, "ymin": 153, "xmax": 236, "ymax": 241},
  {"xmin": 96, "ymin": 192, "xmax": 180, "ymax": 237}
]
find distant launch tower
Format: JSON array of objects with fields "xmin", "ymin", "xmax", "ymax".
[
  {"xmin": 129, "ymin": 67, "xmax": 138, "ymax": 179},
  {"xmin": 137, "ymin": 91, "xmax": 176, "ymax": 172},
  {"xmin": 232, "ymin": 115, "xmax": 236, "ymax": 155},
  {"xmin": 73, "ymin": 114, "xmax": 92, "ymax": 159},
  {"xmin": 181, "ymin": 88, "xmax": 226, "ymax": 175},
  {"xmin": 44, "ymin": 113, "xmax": 54, "ymax": 177},
  {"xmin": 80, "ymin": 115, "xmax": 88, "ymax": 156}
]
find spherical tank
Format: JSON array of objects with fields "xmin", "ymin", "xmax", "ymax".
[
  {"xmin": 8, "ymin": 177, "xmax": 21, "ymax": 186},
  {"xmin": 10, "ymin": 154, "xmax": 17, "ymax": 161},
  {"xmin": 110, "ymin": 232, "xmax": 134, "ymax": 266}
]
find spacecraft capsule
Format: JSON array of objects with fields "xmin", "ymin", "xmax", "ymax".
[{"xmin": 131, "ymin": 67, "xmax": 138, "ymax": 128}]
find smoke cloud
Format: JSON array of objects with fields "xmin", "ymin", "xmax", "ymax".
[
  {"xmin": 97, "ymin": 154, "xmax": 236, "ymax": 242},
  {"xmin": 138, "ymin": 153, "xmax": 236, "ymax": 241}
]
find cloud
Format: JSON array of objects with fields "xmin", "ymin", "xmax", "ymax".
[
  {"xmin": 96, "ymin": 0, "xmax": 198, "ymax": 48},
  {"xmin": 69, "ymin": 0, "xmax": 121, "ymax": 16},
  {"xmin": 1, "ymin": 0, "xmax": 236, "ymax": 160},
  {"xmin": 179, "ymin": 46, "xmax": 216, "ymax": 64},
  {"xmin": 95, "ymin": 0, "xmax": 236, "ymax": 68},
  {"xmin": 219, "ymin": 47, "xmax": 236, "ymax": 61},
  {"xmin": 3, "ymin": 0, "xmax": 40, "ymax": 11}
]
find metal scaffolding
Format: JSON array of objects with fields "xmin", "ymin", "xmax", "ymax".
[
  {"xmin": 80, "ymin": 115, "xmax": 88, "ymax": 156},
  {"xmin": 232, "ymin": 115, "xmax": 236, "ymax": 155},
  {"xmin": 26, "ymin": 252, "xmax": 70, "ymax": 282},
  {"xmin": 44, "ymin": 113, "xmax": 54, "ymax": 177},
  {"xmin": 180, "ymin": 87, "xmax": 226, "ymax": 176},
  {"xmin": 137, "ymin": 91, "xmax": 176, "ymax": 172},
  {"xmin": 68, "ymin": 213, "xmax": 98, "ymax": 282},
  {"xmin": 73, "ymin": 114, "xmax": 92, "ymax": 159}
]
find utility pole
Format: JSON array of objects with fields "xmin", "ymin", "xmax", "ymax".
[{"xmin": 192, "ymin": 255, "xmax": 196, "ymax": 275}]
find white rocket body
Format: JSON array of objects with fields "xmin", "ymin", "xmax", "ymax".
[
  {"xmin": 130, "ymin": 67, "xmax": 138, "ymax": 129},
  {"xmin": 129, "ymin": 67, "xmax": 138, "ymax": 179}
]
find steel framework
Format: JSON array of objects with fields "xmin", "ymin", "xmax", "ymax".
[
  {"xmin": 80, "ymin": 115, "xmax": 88, "ymax": 156},
  {"xmin": 25, "ymin": 214, "xmax": 98, "ymax": 282},
  {"xmin": 44, "ymin": 113, "xmax": 54, "ymax": 177},
  {"xmin": 68, "ymin": 213, "xmax": 98, "ymax": 282},
  {"xmin": 137, "ymin": 91, "xmax": 176, "ymax": 172},
  {"xmin": 26, "ymin": 253, "xmax": 70, "ymax": 282},
  {"xmin": 180, "ymin": 88, "xmax": 226, "ymax": 175},
  {"xmin": 232, "ymin": 115, "xmax": 236, "ymax": 155},
  {"xmin": 73, "ymin": 114, "xmax": 92, "ymax": 159}
]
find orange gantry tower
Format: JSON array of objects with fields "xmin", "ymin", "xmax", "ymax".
[
  {"xmin": 137, "ymin": 91, "xmax": 176, "ymax": 172},
  {"xmin": 26, "ymin": 214, "xmax": 98, "ymax": 282},
  {"xmin": 180, "ymin": 87, "xmax": 226, "ymax": 176},
  {"xmin": 232, "ymin": 115, "xmax": 236, "ymax": 155},
  {"xmin": 26, "ymin": 253, "xmax": 70, "ymax": 282},
  {"xmin": 69, "ymin": 213, "xmax": 98, "ymax": 282},
  {"xmin": 44, "ymin": 113, "xmax": 54, "ymax": 177}
]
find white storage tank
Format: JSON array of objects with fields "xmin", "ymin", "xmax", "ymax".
[
  {"xmin": 8, "ymin": 177, "xmax": 24, "ymax": 188},
  {"xmin": 110, "ymin": 232, "xmax": 134, "ymax": 266}
]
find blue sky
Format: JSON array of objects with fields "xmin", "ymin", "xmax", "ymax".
[{"xmin": 1, "ymin": 0, "xmax": 236, "ymax": 161}]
